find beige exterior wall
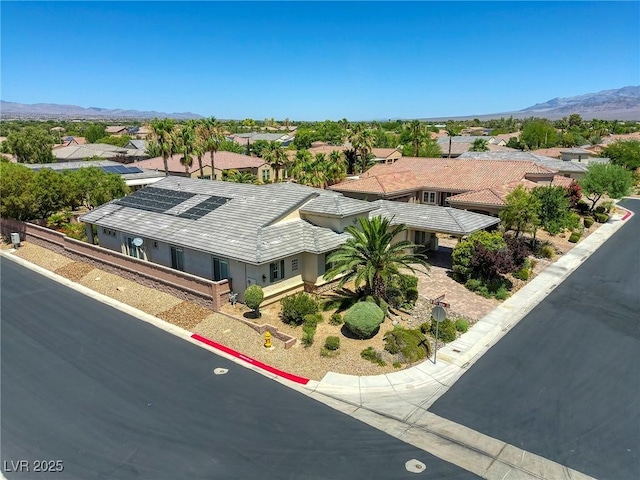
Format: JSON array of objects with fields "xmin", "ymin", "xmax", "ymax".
[{"xmin": 300, "ymin": 212, "xmax": 363, "ymax": 233}]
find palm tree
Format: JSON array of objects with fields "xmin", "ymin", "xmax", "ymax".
[
  {"xmin": 326, "ymin": 150, "xmax": 347, "ymax": 185},
  {"xmin": 201, "ymin": 117, "xmax": 224, "ymax": 180},
  {"xmin": 445, "ymin": 123, "xmax": 462, "ymax": 159},
  {"xmin": 407, "ymin": 120, "xmax": 426, "ymax": 157},
  {"xmin": 262, "ymin": 141, "xmax": 288, "ymax": 182},
  {"xmin": 349, "ymin": 125, "xmax": 375, "ymax": 173},
  {"xmin": 226, "ymin": 170, "xmax": 257, "ymax": 184},
  {"xmin": 149, "ymin": 118, "xmax": 176, "ymax": 176},
  {"xmin": 177, "ymin": 123, "xmax": 196, "ymax": 175},
  {"xmin": 290, "ymin": 149, "xmax": 313, "ymax": 185},
  {"xmin": 469, "ymin": 138, "xmax": 489, "ymax": 152},
  {"xmin": 323, "ymin": 216, "xmax": 429, "ymax": 300}
]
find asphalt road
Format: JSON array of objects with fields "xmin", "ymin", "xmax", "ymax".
[
  {"xmin": 0, "ymin": 257, "xmax": 478, "ymax": 480},
  {"xmin": 430, "ymin": 199, "xmax": 640, "ymax": 480}
]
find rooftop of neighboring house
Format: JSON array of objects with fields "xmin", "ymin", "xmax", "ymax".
[
  {"xmin": 285, "ymin": 144, "xmax": 347, "ymax": 161},
  {"xmin": 448, "ymin": 176, "xmax": 574, "ymax": 207},
  {"xmin": 600, "ymin": 132, "xmax": 640, "ymax": 145},
  {"xmin": 435, "ymin": 136, "xmax": 518, "ymax": 156},
  {"xmin": 330, "ymin": 157, "xmax": 557, "ymax": 196},
  {"xmin": 229, "ymin": 132, "xmax": 294, "ymax": 145},
  {"xmin": 52, "ymin": 143, "xmax": 144, "ymax": 161},
  {"xmin": 125, "ymin": 139, "xmax": 147, "ymax": 150},
  {"xmin": 457, "ymin": 151, "xmax": 589, "ymax": 173},
  {"xmin": 80, "ymin": 176, "xmax": 500, "ymax": 264},
  {"xmin": 530, "ymin": 148, "xmax": 564, "ymax": 158},
  {"xmin": 105, "ymin": 125, "xmax": 129, "ymax": 134},
  {"xmin": 371, "ymin": 148, "xmax": 401, "ymax": 159},
  {"xmin": 134, "ymin": 151, "xmax": 265, "ymax": 174},
  {"xmin": 22, "ymin": 159, "xmax": 166, "ymax": 186}
]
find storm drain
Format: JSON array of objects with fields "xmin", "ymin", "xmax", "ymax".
[
  {"xmin": 213, "ymin": 368, "xmax": 228, "ymax": 375},
  {"xmin": 405, "ymin": 459, "xmax": 426, "ymax": 474}
]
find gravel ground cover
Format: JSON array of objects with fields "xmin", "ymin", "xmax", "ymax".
[
  {"xmin": 77, "ymin": 268, "xmax": 183, "ymax": 315},
  {"xmin": 13, "ymin": 243, "xmax": 75, "ymax": 271},
  {"xmin": 54, "ymin": 262, "xmax": 95, "ymax": 282},
  {"xmin": 157, "ymin": 301, "xmax": 213, "ymax": 330}
]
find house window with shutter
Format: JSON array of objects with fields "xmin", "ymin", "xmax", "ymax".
[{"xmin": 269, "ymin": 260, "xmax": 285, "ymax": 282}]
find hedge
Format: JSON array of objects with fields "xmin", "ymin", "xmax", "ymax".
[{"xmin": 343, "ymin": 302, "xmax": 385, "ymax": 339}]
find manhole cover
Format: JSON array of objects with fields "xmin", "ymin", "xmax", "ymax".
[
  {"xmin": 213, "ymin": 368, "xmax": 228, "ymax": 375},
  {"xmin": 405, "ymin": 459, "xmax": 426, "ymax": 474}
]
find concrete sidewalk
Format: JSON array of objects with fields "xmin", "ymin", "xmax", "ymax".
[{"xmin": 304, "ymin": 204, "xmax": 635, "ymax": 412}]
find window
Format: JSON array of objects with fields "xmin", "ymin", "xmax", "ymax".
[
  {"xmin": 422, "ymin": 191, "xmax": 437, "ymax": 204},
  {"xmin": 102, "ymin": 228, "xmax": 116, "ymax": 237},
  {"xmin": 198, "ymin": 175, "xmax": 211, "ymax": 180},
  {"xmin": 291, "ymin": 258, "xmax": 299, "ymax": 271},
  {"xmin": 170, "ymin": 246, "xmax": 184, "ymax": 271},
  {"xmin": 415, "ymin": 230, "xmax": 428, "ymax": 245},
  {"xmin": 212, "ymin": 257, "xmax": 229, "ymax": 281},
  {"xmin": 282, "ymin": 169, "xmax": 289, "ymax": 179},
  {"xmin": 269, "ymin": 260, "xmax": 285, "ymax": 282},
  {"xmin": 262, "ymin": 169, "xmax": 271, "ymax": 182}
]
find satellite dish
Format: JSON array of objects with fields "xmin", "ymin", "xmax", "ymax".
[{"xmin": 132, "ymin": 237, "xmax": 144, "ymax": 247}]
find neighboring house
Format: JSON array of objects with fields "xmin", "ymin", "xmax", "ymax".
[
  {"xmin": 559, "ymin": 148, "xmax": 598, "ymax": 162},
  {"xmin": 105, "ymin": 126, "xmax": 129, "ymax": 135},
  {"xmin": 457, "ymin": 151, "xmax": 589, "ymax": 178},
  {"xmin": 23, "ymin": 160, "xmax": 165, "ymax": 189},
  {"xmin": 53, "ymin": 136, "xmax": 87, "ymax": 148},
  {"xmin": 436, "ymin": 136, "xmax": 517, "ymax": 157},
  {"xmin": 229, "ymin": 132, "xmax": 295, "ymax": 148},
  {"xmin": 447, "ymin": 176, "xmax": 574, "ymax": 216},
  {"xmin": 127, "ymin": 126, "xmax": 152, "ymax": 139},
  {"xmin": 124, "ymin": 139, "xmax": 148, "ymax": 151},
  {"xmin": 52, "ymin": 143, "xmax": 146, "ymax": 162},
  {"xmin": 329, "ymin": 157, "xmax": 564, "ymax": 215},
  {"xmin": 79, "ymin": 177, "xmax": 499, "ymax": 304},
  {"xmin": 133, "ymin": 151, "xmax": 274, "ymax": 182},
  {"xmin": 371, "ymin": 148, "xmax": 402, "ymax": 164}
]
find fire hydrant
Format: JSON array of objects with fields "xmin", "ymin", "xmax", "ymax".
[{"xmin": 264, "ymin": 331, "xmax": 272, "ymax": 348}]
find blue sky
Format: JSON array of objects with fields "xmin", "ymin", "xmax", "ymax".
[{"xmin": 2, "ymin": 1, "xmax": 639, "ymax": 120}]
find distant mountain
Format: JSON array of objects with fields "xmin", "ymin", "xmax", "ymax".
[
  {"xmin": 0, "ymin": 101, "xmax": 203, "ymax": 120},
  {"xmin": 422, "ymin": 86, "xmax": 640, "ymax": 122}
]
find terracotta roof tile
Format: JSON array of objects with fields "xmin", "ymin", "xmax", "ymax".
[{"xmin": 134, "ymin": 151, "xmax": 264, "ymax": 174}]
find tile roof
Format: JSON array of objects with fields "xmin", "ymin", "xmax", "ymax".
[
  {"xmin": 134, "ymin": 151, "xmax": 265, "ymax": 174},
  {"xmin": 330, "ymin": 157, "xmax": 556, "ymax": 195},
  {"xmin": 371, "ymin": 148, "xmax": 400, "ymax": 158},
  {"xmin": 81, "ymin": 176, "xmax": 501, "ymax": 264},
  {"xmin": 53, "ymin": 143, "xmax": 143, "ymax": 161},
  {"xmin": 369, "ymin": 200, "xmax": 500, "ymax": 236},
  {"xmin": 458, "ymin": 151, "xmax": 588, "ymax": 173}
]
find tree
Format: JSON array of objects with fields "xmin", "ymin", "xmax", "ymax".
[
  {"xmin": 84, "ymin": 124, "xmax": 106, "ymax": 143},
  {"xmin": 149, "ymin": 118, "xmax": 177, "ymax": 176},
  {"xmin": 469, "ymin": 138, "xmax": 489, "ymax": 152},
  {"xmin": 499, "ymin": 185, "xmax": 541, "ymax": 238},
  {"xmin": 95, "ymin": 135, "xmax": 132, "ymax": 147},
  {"xmin": 201, "ymin": 117, "xmax": 224, "ymax": 180},
  {"xmin": 30, "ymin": 169, "xmax": 69, "ymax": 219},
  {"xmin": 226, "ymin": 170, "xmax": 257, "ymax": 184},
  {"xmin": 326, "ymin": 150, "xmax": 347, "ymax": 185},
  {"xmin": 603, "ymin": 140, "xmax": 640, "ymax": 171},
  {"xmin": 244, "ymin": 285, "xmax": 264, "ymax": 317},
  {"xmin": 66, "ymin": 167, "xmax": 128, "ymax": 209},
  {"xmin": 177, "ymin": 123, "xmax": 196, "ymax": 174},
  {"xmin": 452, "ymin": 230, "xmax": 507, "ymax": 282},
  {"xmin": 532, "ymin": 185, "xmax": 571, "ymax": 234},
  {"xmin": 262, "ymin": 142, "xmax": 288, "ymax": 182},
  {"xmin": 520, "ymin": 119, "xmax": 559, "ymax": 149},
  {"xmin": 293, "ymin": 128, "xmax": 315, "ymax": 150},
  {"xmin": 349, "ymin": 125, "xmax": 375, "ymax": 173},
  {"xmin": 580, "ymin": 163, "xmax": 634, "ymax": 211},
  {"xmin": 218, "ymin": 139, "xmax": 244, "ymax": 154},
  {"xmin": 0, "ymin": 163, "xmax": 36, "ymax": 220},
  {"xmin": 445, "ymin": 123, "xmax": 462, "ymax": 159},
  {"xmin": 5, "ymin": 127, "xmax": 56, "ymax": 163},
  {"xmin": 323, "ymin": 216, "xmax": 429, "ymax": 300},
  {"xmin": 406, "ymin": 120, "xmax": 427, "ymax": 157}
]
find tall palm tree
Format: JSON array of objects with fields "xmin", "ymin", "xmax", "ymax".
[
  {"xmin": 201, "ymin": 117, "xmax": 224, "ymax": 181},
  {"xmin": 323, "ymin": 216, "xmax": 428, "ymax": 300},
  {"xmin": 290, "ymin": 149, "xmax": 312, "ymax": 185},
  {"xmin": 349, "ymin": 125, "xmax": 375, "ymax": 174},
  {"xmin": 326, "ymin": 150, "xmax": 347, "ymax": 186},
  {"xmin": 445, "ymin": 123, "xmax": 462, "ymax": 159},
  {"xmin": 407, "ymin": 120, "xmax": 426, "ymax": 157},
  {"xmin": 149, "ymin": 118, "xmax": 176, "ymax": 176},
  {"xmin": 177, "ymin": 123, "xmax": 196, "ymax": 175},
  {"xmin": 262, "ymin": 141, "xmax": 288, "ymax": 182},
  {"xmin": 226, "ymin": 170, "xmax": 258, "ymax": 184}
]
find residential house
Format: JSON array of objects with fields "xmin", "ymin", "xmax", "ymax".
[
  {"xmin": 23, "ymin": 160, "xmax": 166, "ymax": 190},
  {"xmin": 229, "ymin": 132, "xmax": 295, "ymax": 148},
  {"xmin": 124, "ymin": 139, "xmax": 148, "ymax": 151},
  {"xmin": 436, "ymin": 136, "xmax": 518, "ymax": 157},
  {"xmin": 53, "ymin": 143, "xmax": 146, "ymax": 162},
  {"xmin": 371, "ymin": 148, "xmax": 402, "ymax": 164},
  {"xmin": 134, "ymin": 151, "xmax": 275, "ymax": 182},
  {"xmin": 80, "ymin": 177, "xmax": 499, "ymax": 304},
  {"xmin": 105, "ymin": 126, "xmax": 129, "ymax": 136},
  {"xmin": 457, "ymin": 151, "xmax": 589, "ymax": 178},
  {"xmin": 329, "ymin": 156, "xmax": 570, "ymax": 216},
  {"xmin": 53, "ymin": 136, "xmax": 87, "ymax": 148}
]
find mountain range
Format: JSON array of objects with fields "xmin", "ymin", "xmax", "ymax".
[
  {"xmin": 1, "ymin": 86, "xmax": 639, "ymax": 121},
  {"xmin": 0, "ymin": 101, "xmax": 203, "ymax": 120}
]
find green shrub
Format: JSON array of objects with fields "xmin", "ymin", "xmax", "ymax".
[
  {"xmin": 393, "ymin": 362, "xmax": 402, "ymax": 368},
  {"xmin": 583, "ymin": 216, "xmax": 594, "ymax": 228},
  {"xmin": 329, "ymin": 312, "xmax": 343, "ymax": 325},
  {"xmin": 419, "ymin": 322, "xmax": 431, "ymax": 334},
  {"xmin": 301, "ymin": 323, "xmax": 316, "ymax": 347},
  {"xmin": 594, "ymin": 212, "xmax": 609, "ymax": 223},
  {"xmin": 568, "ymin": 232, "xmax": 581, "ymax": 243},
  {"xmin": 386, "ymin": 274, "xmax": 419, "ymax": 308},
  {"xmin": 324, "ymin": 336, "xmax": 340, "ymax": 351},
  {"xmin": 514, "ymin": 267, "xmax": 530, "ymax": 281},
  {"xmin": 576, "ymin": 200, "xmax": 589, "ymax": 214},
  {"xmin": 360, "ymin": 347, "xmax": 386, "ymax": 366},
  {"xmin": 455, "ymin": 319, "xmax": 469, "ymax": 333},
  {"xmin": 361, "ymin": 295, "xmax": 389, "ymax": 316},
  {"xmin": 594, "ymin": 205, "xmax": 607, "ymax": 214},
  {"xmin": 46, "ymin": 211, "xmax": 72, "ymax": 229},
  {"xmin": 430, "ymin": 318, "xmax": 457, "ymax": 343},
  {"xmin": 343, "ymin": 302, "xmax": 385, "ymax": 339},
  {"xmin": 535, "ymin": 243, "xmax": 556, "ymax": 259},
  {"xmin": 281, "ymin": 292, "xmax": 320, "ymax": 325},
  {"xmin": 244, "ymin": 285, "xmax": 264, "ymax": 316},
  {"xmin": 303, "ymin": 312, "xmax": 323, "ymax": 327},
  {"xmin": 465, "ymin": 278, "xmax": 483, "ymax": 291},
  {"xmin": 495, "ymin": 286, "xmax": 509, "ymax": 300},
  {"xmin": 383, "ymin": 326, "xmax": 430, "ymax": 363},
  {"xmin": 601, "ymin": 200, "xmax": 615, "ymax": 213}
]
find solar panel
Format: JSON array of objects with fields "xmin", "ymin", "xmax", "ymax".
[
  {"xmin": 124, "ymin": 167, "xmax": 143, "ymax": 174},
  {"xmin": 178, "ymin": 195, "xmax": 231, "ymax": 220},
  {"xmin": 115, "ymin": 187, "xmax": 196, "ymax": 214}
]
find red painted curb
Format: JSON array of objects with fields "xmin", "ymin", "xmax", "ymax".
[
  {"xmin": 621, "ymin": 211, "xmax": 632, "ymax": 221},
  {"xmin": 191, "ymin": 333, "xmax": 310, "ymax": 385}
]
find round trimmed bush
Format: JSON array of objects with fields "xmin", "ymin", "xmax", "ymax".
[
  {"xmin": 568, "ymin": 232, "xmax": 581, "ymax": 243},
  {"xmin": 244, "ymin": 285, "xmax": 264, "ymax": 316},
  {"xmin": 343, "ymin": 302, "xmax": 385, "ymax": 339},
  {"xmin": 594, "ymin": 213, "xmax": 609, "ymax": 223},
  {"xmin": 430, "ymin": 318, "xmax": 457, "ymax": 343},
  {"xmin": 583, "ymin": 216, "xmax": 594, "ymax": 228},
  {"xmin": 455, "ymin": 319, "xmax": 469, "ymax": 333},
  {"xmin": 280, "ymin": 292, "xmax": 319, "ymax": 325},
  {"xmin": 329, "ymin": 312, "xmax": 343, "ymax": 325},
  {"xmin": 324, "ymin": 336, "xmax": 340, "ymax": 351}
]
